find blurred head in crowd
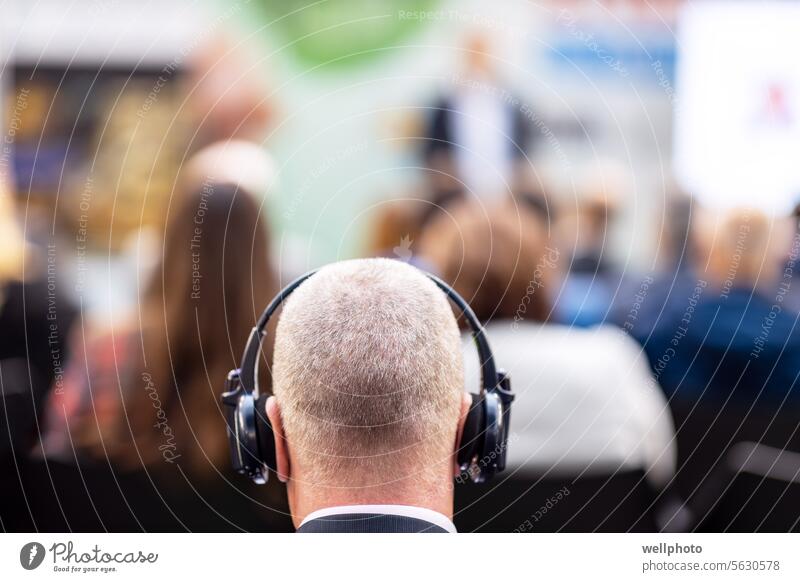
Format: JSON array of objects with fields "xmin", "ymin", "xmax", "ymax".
[
  {"xmin": 461, "ymin": 31, "xmax": 495, "ymax": 80},
  {"xmin": 266, "ymin": 258, "xmax": 470, "ymax": 524},
  {"xmin": 365, "ymin": 199, "xmax": 419, "ymax": 259},
  {"xmin": 558, "ymin": 160, "xmax": 629, "ymax": 274},
  {"xmin": 695, "ymin": 207, "xmax": 785, "ymax": 292},
  {"xmin": 516, "ymin": 187, "xmax": 555, "ymax": 227},
  {"xmin": 182, "ymin": 139, "xmax": 278, "ymax": 200},
  {"xmin": 419, "ymin": 201, "xmax": 556, "ymax": 323},
  {"xmin": 187, "ymin": 35, "xmax": 274, "ymax": 147},
  {"xmin": 114, "ymin": 181, "xmax": 275, "ymax": 474},
  {"xmin": 365, "ymin": 191, "xmax": 469, "ymax": 259},
  {"xmin": 0, "ymin": 181, "xmax": 30, "ymax": 282},
  {"xmin": 566, "ymin": 189, "xmax": 620, "ymax": 271}
]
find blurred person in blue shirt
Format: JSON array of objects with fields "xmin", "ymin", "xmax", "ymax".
[{"xmin": 635, "ymin": 207, "xmax": 800, "ymax": 406}]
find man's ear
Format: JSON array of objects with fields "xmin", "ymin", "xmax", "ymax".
[
  {"xmin": 266, "ymin": 396, "xmax": 290, "ymax": 483},
  {"xmin": 453, "ymin": 392, "xmax": 472, "ymax": 477}
]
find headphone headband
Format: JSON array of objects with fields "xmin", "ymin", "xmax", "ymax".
[
  {"xmin": 237, "ymin": 270, "xmax": 317, "ymax": 396},
  {"xmin": 237, "ymin": 269, "xmax": 498, "ymax": 397}
]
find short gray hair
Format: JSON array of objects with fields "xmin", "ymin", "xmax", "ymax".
[{"xmin": 272, "ymin": 258, "xmax": 464, "ymax": 484}]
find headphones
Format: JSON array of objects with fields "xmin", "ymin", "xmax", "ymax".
[{"xmin": 221, "ymin": 267, "xmax": 514, "ymax": 485}]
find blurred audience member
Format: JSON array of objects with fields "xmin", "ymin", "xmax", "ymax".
[
  {"xmin": 555, "ymin": 161, "xmax": 636, "ymax": 327},
  {"xmin": 40, "ymin": 180, "xmax": 276, "ymax": 479},
  {"xmin": 0, "ymin": 183, "xmax": 76, "ymax": 526},
  {"xmin": 0, "ymin": 186, "xmax": 76, "ymax": 455},
  {"xmin": 777, "ymin": 199, "xmax": 800, "ymax": 313},
  {"xmin": 556, "ymin": 190, "xmax": 622, "ymax": 326},
  {"xmin": 419, "ymin": 201, "xmax": 676, "ymax": 488},
  {"xmin": 610, "ymin": 190, "xmax": 700, "ymax": 334},
  {"xmin": 517, "ymin": 187, "xmax": 556, "ymax": 228},
  {"xmin": 365, "ymin": 199, "xmax": 421, "ymax": 260},
  {"xmin": 638, "ymin": 208, "xmax": 800, "ymax": 404},
  {"xmin": 365, "ymin": 189, "xmax": 468, "ymax": 262},
  {"xmin": 187, "ymin": 35, "xmax": 275, "ymax": 149}
]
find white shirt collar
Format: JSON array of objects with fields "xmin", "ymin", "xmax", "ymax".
[{"xmin": 300, "ymin": 504, "xmax": 457, "ymax": 533}]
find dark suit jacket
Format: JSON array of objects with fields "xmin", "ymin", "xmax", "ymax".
[{"xmin": 297, "ymin": 512, "xmax": 449, "ymax": 533}]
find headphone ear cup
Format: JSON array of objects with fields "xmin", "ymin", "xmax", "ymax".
[
  {"xmin": 457, "ymin": 392, "xmax": 486, "ymax": 469},
  {"xmin": 254, "ymin": 393, "xmax": 277, "ymax": 474}
]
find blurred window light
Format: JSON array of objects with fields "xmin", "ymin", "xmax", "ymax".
[{"xmin": 674, "ymin": 1, "xmax": 800, "ymax": 215}]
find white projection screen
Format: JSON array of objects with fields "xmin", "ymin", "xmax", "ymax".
[{"xmin": 674, "ymin": 1, "xmax": 800, "ymax": 215}]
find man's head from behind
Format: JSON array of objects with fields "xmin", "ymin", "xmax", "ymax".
[{"xmin": 266, "ymin": 259, "xmax": 469, "ymax": 519}]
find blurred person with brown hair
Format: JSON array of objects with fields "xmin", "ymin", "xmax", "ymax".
[
  {"xmin": 365, "ymin": 199, "xmax": 421, "ymax": 259},
  {"xmin": 418, "ymin": 201, "xmax": 676, "ymax": 488},
  {"xmin": 364, "ymin": 190, "xmax": 468, "ymax": 261},
  {"xmin": 41, "ymin": 180, "xmax": 275, "ymax": 470},
  {"xmin": 34, "ymin": 170, "xmax": 292, "ymax": 530},
  {"xmin": 112, "ymin": 183, "xmax": 277, "ymax": 473},
  {"xmin": 638, "ymin": 207, "xmax": 800, "ymax": 405}
]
